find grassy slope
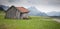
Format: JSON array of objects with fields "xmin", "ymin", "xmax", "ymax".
[{"xmin": 0, "ymin": 11, "xmax": 60, "ymax": 29}]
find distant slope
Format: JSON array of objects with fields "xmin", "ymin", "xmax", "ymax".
[
  {"xmin": 0, "ymin": 5, "xmax": 9, "ymax": 11},
  {"xmin": 47, "ymin": 11, "xmax": 60, "ymax": 16},
  {"xmin": 28, "ymin": 6, "xmax": 47, "ymax": 16},
  {"xmin": 0, "ymin": 7, "xmax": 4, "ymax": 11},
  {"xmin": 28, "ymin": 6, "xmax": 40, "ymax": 16},
  {"xmin": 37, "ymin": 12, "xmax": 48, "ymax": 16}
]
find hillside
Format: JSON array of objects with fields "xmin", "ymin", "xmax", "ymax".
[
  {"xmin": 0, "ymin": 5, "xmax": 9, "ymax": 11},
  {"xmin": 47, "ymin": 11, "xmax": 60, "ymax": 16}
]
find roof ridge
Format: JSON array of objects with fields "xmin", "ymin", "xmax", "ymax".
[{"xmin": 16, "ymin": 7, "xmax": 29, "ymax": 13}]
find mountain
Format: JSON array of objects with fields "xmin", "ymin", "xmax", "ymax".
[
  {"xmin": 37, "ymin": 12, "xmax": 48, "ymax": 16},
  {"xmin": 28, "ymin": 6, "xmax": 40, "ymax": 16},
  {"xmin": 28, "ymin": 6, "xmax": 47, "ymax": 16},
  {"xmin": 0, "ymin": 5, "xmax": 9, "ymax": 11},
  {"xmin": 0, "ymin": 7, "xmax": 4, "ymax": 11},
  {"xmin": 47, "ymin": 11, "xmax": 60, "ymax": 16}
]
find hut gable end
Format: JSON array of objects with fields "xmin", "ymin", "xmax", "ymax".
[
  {"xmin": 6, "ymin": 6, "xmax": 18, "ymax": 18},
  {"xmin": 7, "ymin": 6, "xmax": 17, "ymax": 12}
]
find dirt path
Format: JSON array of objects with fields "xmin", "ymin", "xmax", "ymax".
[{"xmin": 53, "ymin": 19, "xmax": 60, "ymax": 23}]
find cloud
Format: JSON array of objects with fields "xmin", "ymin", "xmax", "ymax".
[
  {"xmin": 8, "ymin": 0, "xmax": 20, "ymax": 3},
  {"xmin": 0, "ymin": 0, "xmax": 60, "ymax": 6},
  {"xmin": 27, "ymin": 0, "xmax": 48, "ymax": 5},
  {"xmin": 0, "ymin": 0, "xmax": 9, "ymax": 5},
  {"xmin": 0, "ymin": 0, "xmax": 60, "ymax": 13},
  {"xmin": 8, "ymin": 0, "xmax": 16, "ymax": 3},
  {"xmin": 27, "ymin": 0, "xmax": 60, "ymax": 6},
  {"xmin": 48, "ymin": 0, "xmax": 60, "ymax": 6}
]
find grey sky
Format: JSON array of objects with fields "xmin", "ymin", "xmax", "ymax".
[{"xmin": 0, "ymin": 0, "xmax": 60, "ymax": 13}]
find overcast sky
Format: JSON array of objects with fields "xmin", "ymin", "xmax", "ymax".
[{"xmin": 0, "ymin": 0, "xmax": 60, "ymax": 13}]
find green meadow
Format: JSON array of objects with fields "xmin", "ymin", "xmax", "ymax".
[{"xmin": 0, "ymin": 11, "xmax": 60, "ymax": 29}]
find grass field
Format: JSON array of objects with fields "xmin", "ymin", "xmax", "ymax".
[{"xmin": 0, "ymin": 11, "xmax": 60, "ymax": 29}]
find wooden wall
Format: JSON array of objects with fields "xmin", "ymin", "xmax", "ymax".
[
  {"xmin": 5, "ymin": 7, "xmax": 17, "ymax": 18},
  {"xmin": 21, "ymin": 13, "xmax": 28, "ymax": 19}
]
